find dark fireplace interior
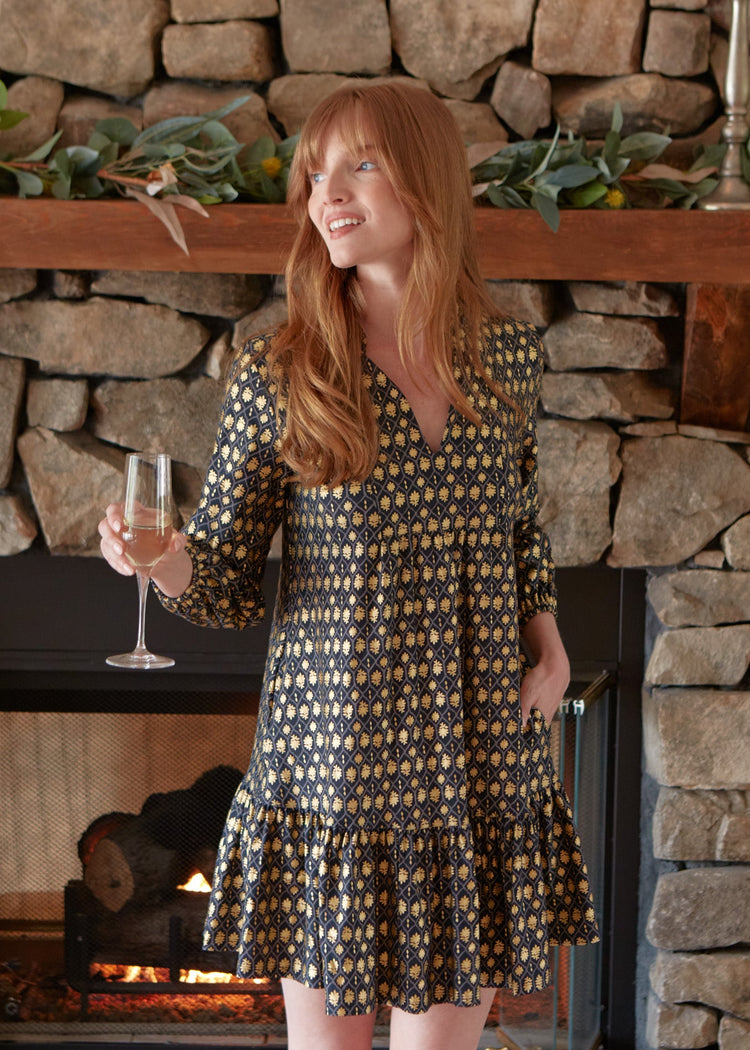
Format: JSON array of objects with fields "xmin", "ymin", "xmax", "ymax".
[{"xmin": 0, "ymin": 558, "xmax": 644, "ymax": 1049}]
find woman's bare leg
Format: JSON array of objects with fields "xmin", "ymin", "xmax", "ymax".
[
  {"xmin": 389, "ymin": 988, "xmax": 497, "ymax": 1050},
  {"xmin": 281, "ymin": 978, "xmax": 377, "ymax": 1050}
]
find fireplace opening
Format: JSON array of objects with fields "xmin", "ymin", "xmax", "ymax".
[{"xmin": 0, "ymin": 563, "xmax": 644, "ymax": 1048}]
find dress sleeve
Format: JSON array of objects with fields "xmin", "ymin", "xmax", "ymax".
[
  {"xmin": 156, "ymin": 335, "xmax": 290, "ymax": 630},
  {"xmin": 509, "ymin": 324, "xmax": 558, "ymax": 627}
]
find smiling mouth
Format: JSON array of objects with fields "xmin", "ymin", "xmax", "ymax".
[{"xmin": 328, "ymin": 217, "xmax": 363, "ymax": 233}]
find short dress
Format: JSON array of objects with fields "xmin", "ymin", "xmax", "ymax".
[{"xmin": 158, "ymin": 316, "xmax": 599, "ymax": 1016}]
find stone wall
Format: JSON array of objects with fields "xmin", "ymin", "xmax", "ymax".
[{"xmin": 1, "ymin": 3, "xmax": 750, "ymax": 1050}]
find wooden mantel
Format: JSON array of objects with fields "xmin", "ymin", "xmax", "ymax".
[{"xmin": 1, "ymin": 199, "xmax": 750, "ymax": 282}]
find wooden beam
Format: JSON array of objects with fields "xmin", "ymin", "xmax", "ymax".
[
  {"xmin": 2, "ymin": 199, "xmax": 750, "ymax": 281},
  {"xmin": 682, "ymin": 284, "xmax": 750, "ymax": 431}
]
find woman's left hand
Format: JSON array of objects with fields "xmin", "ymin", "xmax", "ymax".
[
  {"xmin": 519, "ymin": 611, "xmax": 571, "ymax": 726},
  {"xmin": 520, "ymin": 656, "xmax": 570, "ymax": 726}
]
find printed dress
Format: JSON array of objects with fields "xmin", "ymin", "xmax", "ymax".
[{"xmin": 158, "ymin": 316, "xmax": 599, "ymax": 1016}]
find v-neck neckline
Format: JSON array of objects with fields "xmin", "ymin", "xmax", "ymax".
[{"xmin": 364, "ymin": 353, "xmax": 453, "ymax": 456}]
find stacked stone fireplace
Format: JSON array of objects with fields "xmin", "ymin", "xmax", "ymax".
[{"xmin": 2, "ymin": 2, "xmax": 750, "ymax": 1049}]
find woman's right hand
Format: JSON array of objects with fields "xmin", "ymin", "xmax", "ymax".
[{"xmin": 98, "ymin": 502, "xmax": 193, "ymax": 597}]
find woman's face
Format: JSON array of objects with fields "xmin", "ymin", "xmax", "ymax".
[{"xmin": 306, "ymin": 127, "xmax": 415, "ymax": 279}]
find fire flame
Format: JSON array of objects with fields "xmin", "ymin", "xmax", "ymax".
[{"xmin": 178, "ymin": 871, "xmax": 212, "ymax": 892}]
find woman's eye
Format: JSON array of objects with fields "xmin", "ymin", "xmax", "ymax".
[
  {"xmin": 309, "ymin": 172, "xmax": 324, "ymax": 184},
  {"xmin": 358, "ymin": 161, "xmax": 376, "ymax": 171}
]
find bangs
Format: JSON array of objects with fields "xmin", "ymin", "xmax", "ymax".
[{"xmin": 293, "ymin": 89, "xmax": 391, "ymax": 186}]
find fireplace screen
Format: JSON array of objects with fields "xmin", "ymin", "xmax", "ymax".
[{"xmin": 1, "ymin": 674, "xmax": 612, "ymax": 1049}]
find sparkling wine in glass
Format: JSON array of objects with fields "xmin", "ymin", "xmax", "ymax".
[{"xmin": 106, "ymin": 452, "xmax": 175, "ymax": 670}]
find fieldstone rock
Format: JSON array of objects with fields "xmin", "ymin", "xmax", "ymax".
[
  {"xmin": 544, "ymin": 314, "xmax": 667, "ymax": 371},
  {"xmin": 0, "ymin": 76, "xmax": 64, "ymax": 158},
  {"xmin": 541, "ymin": 371, "xmax": 674, "ymax": 423},
  {"xmin": 653, "ymin": 787, "xmax": 750, "ymax": 862},
  {"xmin": 143, "ymin": 83, "xmax": 278, "ymax": 152},
  {"xmin": 485, "ymin": 281, "xmax": 555, "ymax": 328},
  {"xmin": 0, "ymin": 299, "xmax": 209, "ymax": 378},
  {"xmin": 172, "ymin": 461, "xmax": 205, "ymax": 526},
  {"xmin": 609, "ymin": 436, "xmax": 750, "ymax": 567},
  {"xmin": 711, "ymin": 33, "xmax": 730, "ymax": 104},
  {"xmin": 90, "ymin": 271, "xmax": 265, "ymax": 320},
  {"xmin": 171, "ymin": 0, "xmax": 278, "ymax": 20},
  {"xmin": 643, "ymin": 10, "xmax": 711, "ymax": 77},
  {"xmin": 552, "ymin": 74, "xmax": 718, "ymax": 137},
  {"xmin": 568, "ymin": 281, "xmax": 679, "ymax": 317},
  {"xmin": 620, "ymin": 421, "xmax": 678, "ymax": 437},
  {"xmin": 490, "ymin": 60, "xmax": 551, "ymax": 139},
  {"xmin": 679, "ymin": 424, "xmax": 750, "ymax": 446},
  {"xmin": 51, "ymin": 272, "xmax": 90, "ymax": 300},
  {"xmin": 26, "ymin": 378, "xmax": 89, "ymax": 432},
  {"xmin": 266, "ymin": 73, "xmax": 352, "ymax": 133},
  {"xmin": 203, "ymin": 332, "xmax": 234, "ymax": 382},
  {"xmin": 0, "ymin": 270, "xmax": 36, "ymax": 304},
  {"xmin": 717, "ymin": 812, "xmax": 750, "ymax": 862},
  {"xmin": 0, "ymin": 357, "xmax": 25, "ymax": 489},
  {"xmin": 443, "ymin": 100, "xmax": 507, "ymax": 145},
  {"xmin": 723, "ymin": 515, "xmax": 750, "ymax": 570},
  {"xmin": 0, "ymin": 494, "xmax": 37, "ymax": 556},
  {"xmin": 16, "ymin": 428, "xmax": 125, "ymax": 555},
  {"xmin": 645, "ymin": 625, "xmax": 750, "ymax": 686},
  {"xmin": 537, "ymin": 419, "xmax": 620, "ymax": 566},
  {"xmin": 691, "ymin": 549, "xmax": 726, "ymax": 569},
  {"xmin": 162, "ymin": 21, "xmax": 276, "ymax": 82},
  {"xmin": 647, "ymin": 569, "xmax": 750, "ymax": 626},
  {"xmin": 532, "ymin": 0, "xmax": 646, "ymax": 76},
  {"xmin": 279, "ymin": 0, "xmax": 391, "ymax": 75},
  {"xmin": 0, "ymin": 0, "xmax": 169, "ymax": 97},
  {"xmin": 428, "ymin": 58, "xmax": 504, "ymax": 103},
  {"xmin": 233, "ymin": 296, "xmax": 289, "ymax": 348},
  {"xmin": 90, "ymin": 377, "xmax": 224, "ymax": 473},
  {"xmin": 643, "ymin": 687, "xmax": 750, "ymax": 789},
  {"xmin": 720, "ymin": 1015, "xmax": 750, "ymax": 1050},
  {"xmin": 653, "ymin": 0, "xmax": 708, "ymax": 8},
  {"xmin": 646, "ymin": 994, "xmax": 718, "ymax": 1050},
  {"xmin": 390, "ymin": 0, "xmax": 535, "ymax": 89},
  {"xmin": 57, "ymin": 95, "xmax": 143, "ymax": 149},
  {"xmin": 646, "ymin": 867, "xmax": 750, "ymax": 949}
]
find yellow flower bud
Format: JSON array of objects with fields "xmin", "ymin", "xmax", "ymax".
[
  {"xmin": 261, "ymin": 156, "xmax": 282, "ymax": 178},
  {"xmin": 604, "ymin": 186, "xmax": 626, "ymax": 209}
]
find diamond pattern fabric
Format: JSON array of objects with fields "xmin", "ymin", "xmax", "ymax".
[{"xmin": 158, "ymin": 317, "xmax": 599, "ymax": 1016}]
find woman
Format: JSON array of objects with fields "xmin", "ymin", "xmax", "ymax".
[{"xmin": 99, "ymin": 81, "xmax": 598, "ymax": 1050}]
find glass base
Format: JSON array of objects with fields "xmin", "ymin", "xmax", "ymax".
[{"xmin": 106, "ymin": 650, "xmax": 175, "ymax": 670}]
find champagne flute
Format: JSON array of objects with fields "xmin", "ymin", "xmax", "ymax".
[{"xmin": 106, "ymin": 452, "xmax": 175, "ymax": 670}]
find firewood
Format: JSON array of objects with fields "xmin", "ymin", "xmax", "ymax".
[{"xmin": 81, "ymin": 766, "xmax": 241, "ymax": 912}]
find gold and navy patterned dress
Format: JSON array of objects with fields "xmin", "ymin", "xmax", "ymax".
[{"xmin": 158, "ymin": 316, "xmax": 599, "ymax": 1016}]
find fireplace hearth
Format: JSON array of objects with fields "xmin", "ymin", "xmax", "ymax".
[{"xmin": 0, "ymin": 561, "xmax": 644, "ymax": 1048}]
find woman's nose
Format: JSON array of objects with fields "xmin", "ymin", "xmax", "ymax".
[{"xmin": 324, "ymin": 170, "xmax": 349, "ymax": 204}]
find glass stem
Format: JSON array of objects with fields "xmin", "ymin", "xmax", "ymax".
[{"xmin": 134, "ymin": 572, "xmax": 150, "ymax": 654}]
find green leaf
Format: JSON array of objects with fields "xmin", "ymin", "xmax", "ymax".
[
  {"xmin": 18, "ymin": 129, "xmax": 63, "ymax": 162},
  {"xmin": 13, "ymin": 168, "xmax": 45, "ymax": 197},
  {"xmin": 51, "ymin": 174, "xmax": 72, "ymax": 199},
  {"xmin": 245, "ymin": 135, "xmax": 277, "ymax": 164},
  {"xmin": 93, "ymin": 117, "xmax": 138, "ymax": 146},
  {"xmin": 52, "ymin": 145, "xmax": 101, "ymax": 177},
  {"xmin": 0, "ymin": 81, "xmax": 7, "ymax": 109},
  {"xmin": 0, "ymin": 108, "xmax": 29, "ymax": 131},
  {"xmin": 603, "ymin": 129, "xmax": 621, "ymax": 173},
  {"xmin": 565, "ymin": 181, "xmax": 608, "ymax": 207},
  {"xmin": 530, "ymin": 190, "xmax": 560, "ymax": 232},
  {"xmin": 619, "ymin": 131, "xmax": 671, "ymax": 161},
  {"xmin": 544, "ymin": 164, "xmax": 599, "ymax": 189},
  {"xmin": 131, "ymin": 96, "xmax": 252, "ymax": 149},
  {"xmin": 611, "ymin": 102, "xmax": 623, "ymax": 135}
]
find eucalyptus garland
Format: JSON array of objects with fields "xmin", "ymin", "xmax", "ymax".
[{"xmin": 0, "ymin": 81, "xmax": 737, "ymax": 248}]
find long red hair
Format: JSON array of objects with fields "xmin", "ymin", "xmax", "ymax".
[{"xmin": 267, "ymin": 81, "xmax": 507, "ymax": 487}]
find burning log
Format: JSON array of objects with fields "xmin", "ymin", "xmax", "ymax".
[{"xmin": 80, "ymin": 766, "xmax": 242, "ymax": 913}]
